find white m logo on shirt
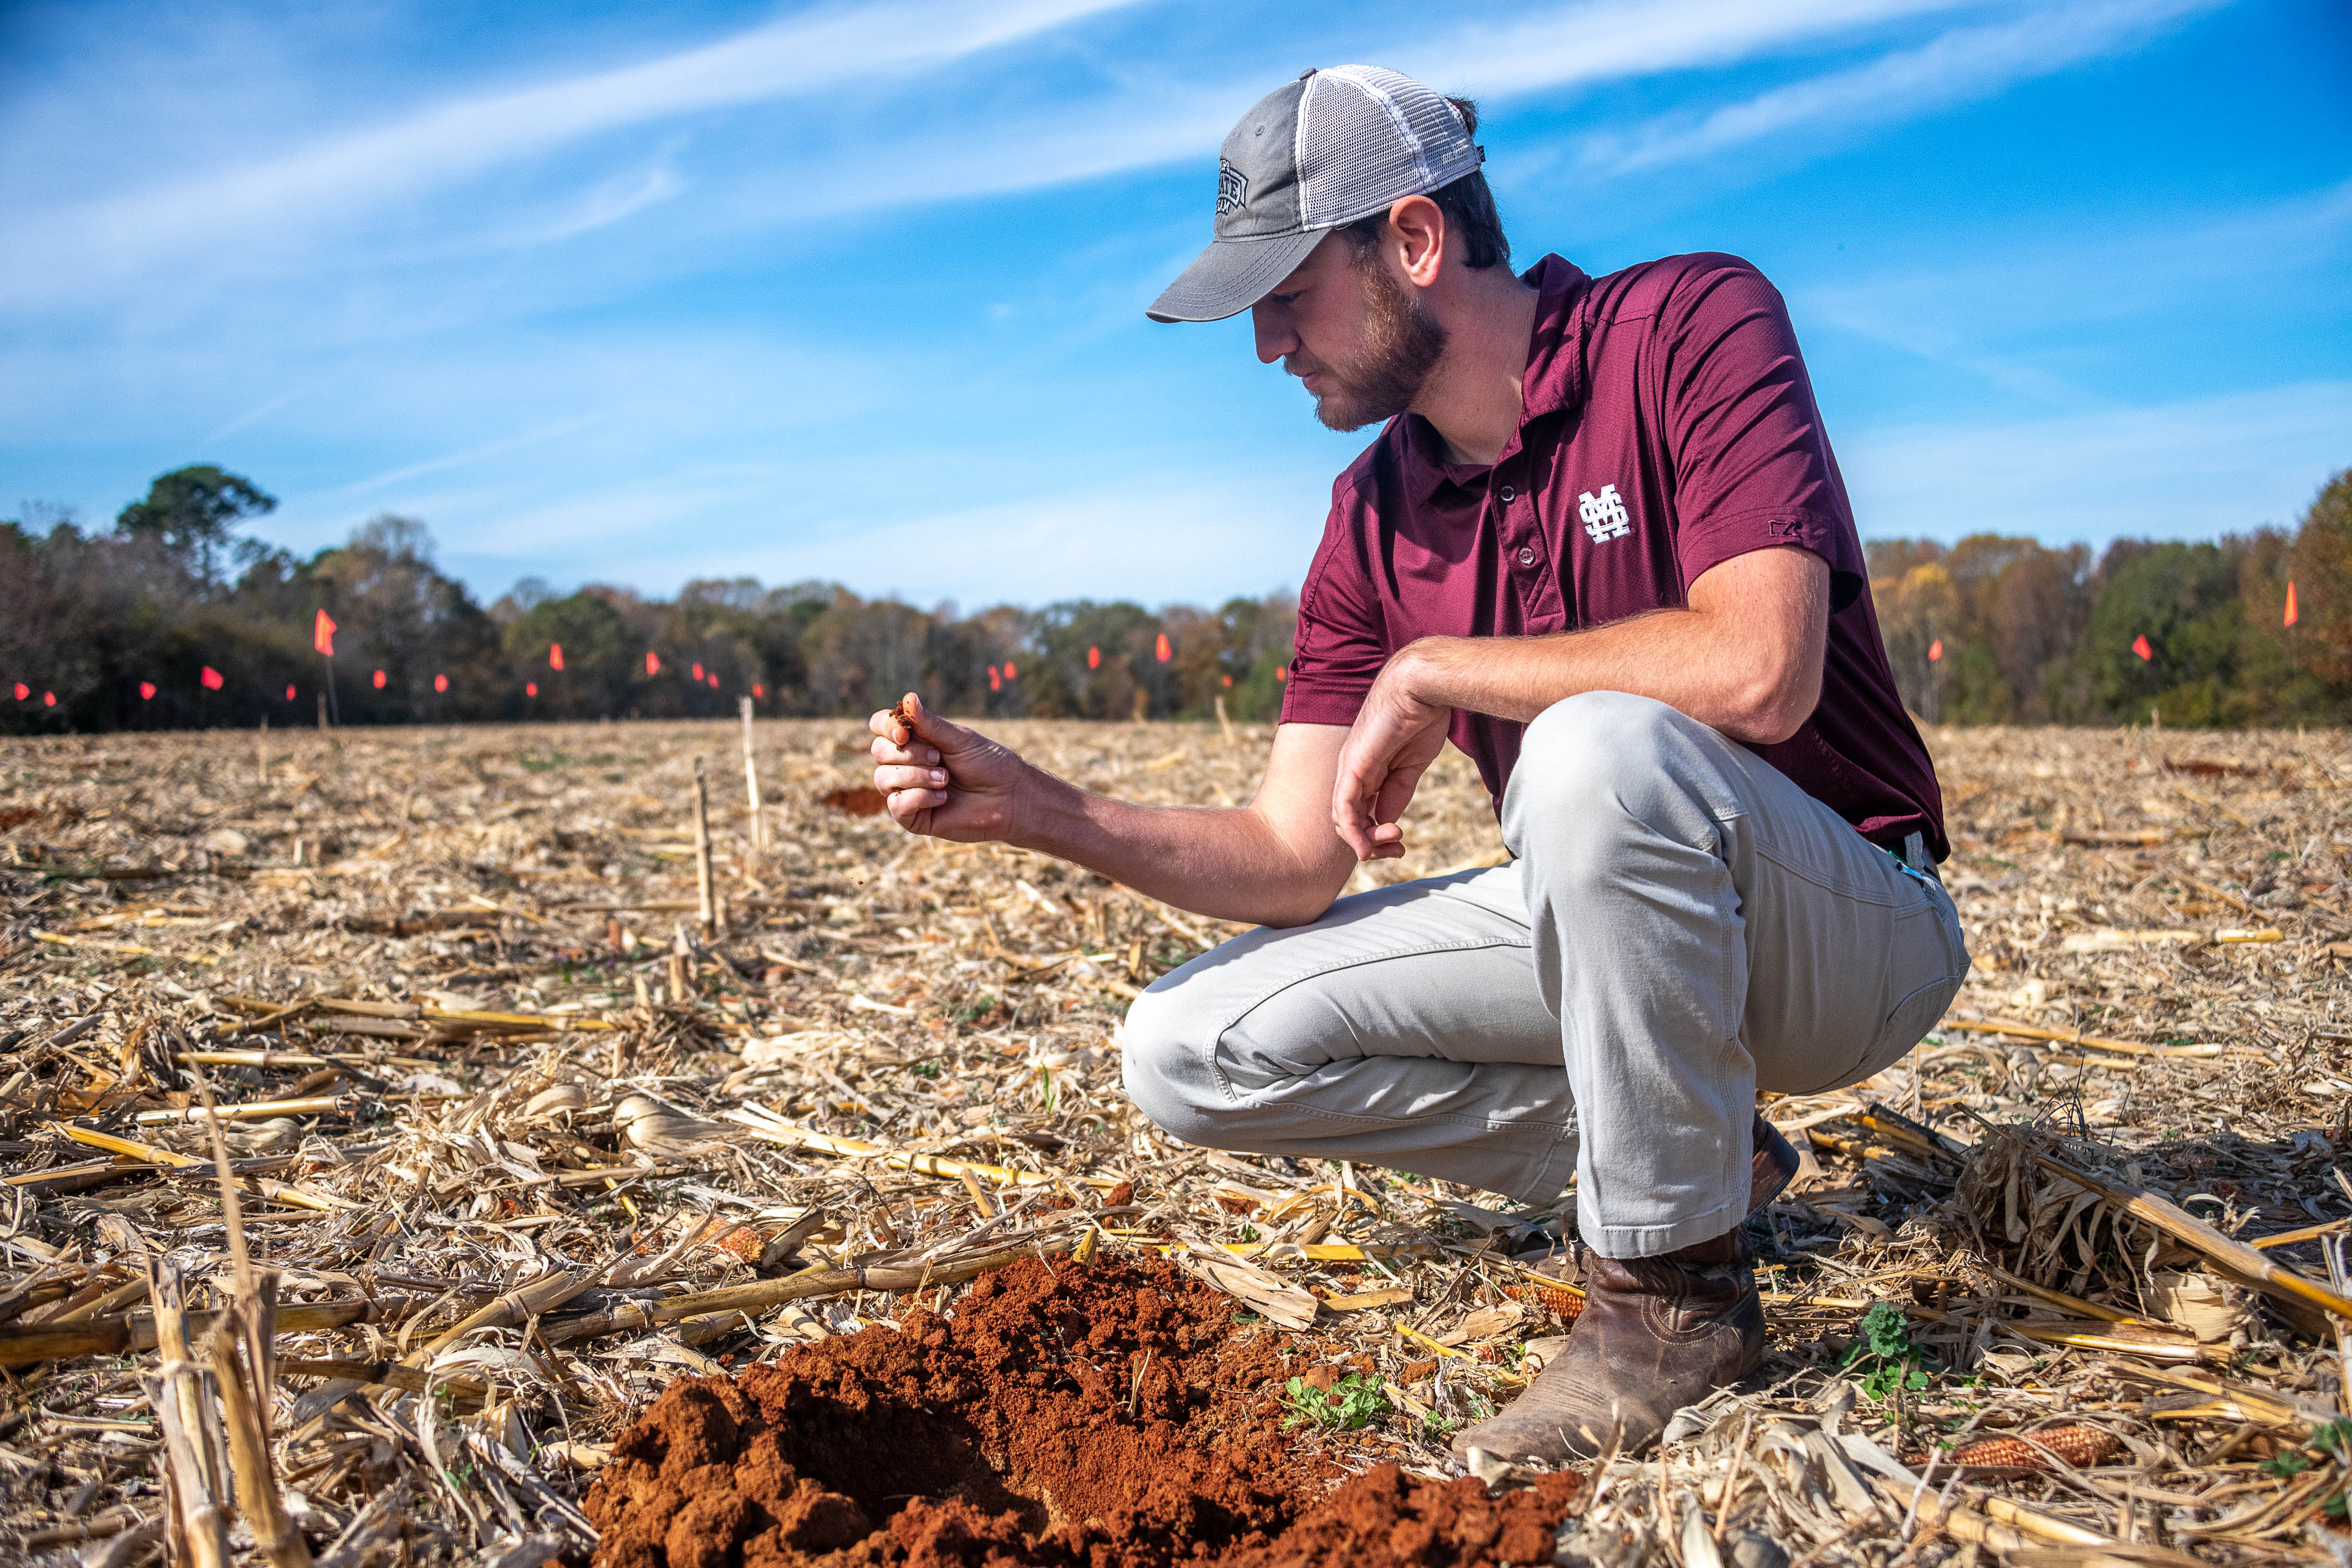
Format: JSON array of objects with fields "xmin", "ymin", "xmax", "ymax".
[{"xmin": 1579, "ymin": 484, "xmax": 1631, "ymax": 543}]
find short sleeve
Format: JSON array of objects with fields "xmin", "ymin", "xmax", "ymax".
[
  {"xmin": 1659, "ymin": 259, "xmax": 1865, "ymax": 611},
  {"xmin": 1279, "ymin": 477, "xmax": 1390, "ymax": 726}
]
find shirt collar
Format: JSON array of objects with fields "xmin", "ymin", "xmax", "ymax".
[{"xmin": 1401, "ymin": 253, "xmax": 1592, "ymax": 503}]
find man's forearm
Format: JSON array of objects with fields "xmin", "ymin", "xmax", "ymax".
[
  {"xmin": 1009, "ymin": 765, "xmax": 1344, "ymax": 928},
  {"xmin": 1400, "ymin": 551, "xmax": 1827, "ymax": 744}
]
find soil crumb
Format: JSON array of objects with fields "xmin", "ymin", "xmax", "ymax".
[
  {"xmin": 821, "ymin": 786, "xmax": 887, "ymax": 816},
  {"xmin": 586, "ymin": 1257, "xmax": 1580, "ymax": 1568}
]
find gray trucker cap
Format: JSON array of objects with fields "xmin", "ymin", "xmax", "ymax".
[{"xmin": 1147, "ymin": 64, "xmax": 1484, "ymax": 324}]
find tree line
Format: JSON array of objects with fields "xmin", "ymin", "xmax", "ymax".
[
  {"xmin": 5, "ymin": 464, "xmax": 2347, "ymax": 736},
  {"xmin": 0, "ymin": 467, "xmax": 1300, "ymax": 734},
  {"xmin": 1869, "ymin": 467, "xmax": 2350, "ymax": 727}
]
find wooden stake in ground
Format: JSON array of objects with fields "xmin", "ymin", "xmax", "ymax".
[
  {"xmin": 740, "ymin": 695, "xmax": 766, "ymax": 853},
  {"xmin": 257, "ymin": 712, "xmax": 268, "ymax": 788},
  {"xmin": 691, "ymin": 755, "xmax": 717, "ymax": 939},
  {"xmin": 145, "ymin": 1267, "xmax": 230, "ymax": 1568},
  {"xmin": 194, "ymin": 1070, "xmax": 313, "ymax": 1568}
]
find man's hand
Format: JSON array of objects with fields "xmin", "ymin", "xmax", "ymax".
[
  {"xmin": 868, "ymin": 693, "xmax": 1027, "ymax": 842},
  {"xmin": 1330, "ymin": 646, "xmax": 1452, "ymax": 861}
]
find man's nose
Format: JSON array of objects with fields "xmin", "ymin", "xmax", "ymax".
[{"xmin": 1252, "ymin": 303, "xmax": 1296, "ymax": 365}]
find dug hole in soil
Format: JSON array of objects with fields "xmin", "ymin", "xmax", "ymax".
[{"xmin": 588, "ymin": 1255, "xmax": 1580, "ymax": 1568}]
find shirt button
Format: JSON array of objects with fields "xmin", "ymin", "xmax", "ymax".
[
  {"xmin": 1516, "ymin": 546, "xmax": 1536, "ymax": 567},
  {"xmin": 1499, "ymin": 485, "xmax": 1516, "ymax": 502}
]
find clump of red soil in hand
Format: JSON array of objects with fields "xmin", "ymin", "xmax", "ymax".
[{"xmin": 586, "ymin": 1256, "xmax": 1579, "ymax": 1568}]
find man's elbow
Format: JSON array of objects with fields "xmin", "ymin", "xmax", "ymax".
[
  {"xmin": 1726, "ymin": 663, "xmax": 1821, "ymax": 745},
  {"xmin": 1251, "ymin": 859, "xmax": 1351, "ymax": 929},
  {"xmin": 1253, "ymin": 874, "xmax": 1342, "ymax": 929}
]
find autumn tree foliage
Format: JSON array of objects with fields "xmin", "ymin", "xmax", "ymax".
[
  {"xmin": 1867, "ymin": 467, "xmax": 2352, "ymax": 729},
  {"xmin": 10, "ymin": 463, "xmax": 2346, "ymax": 734},
  {"xmin": 2, "ymin": 466, "xmax": 1301, "ymax": 733}
]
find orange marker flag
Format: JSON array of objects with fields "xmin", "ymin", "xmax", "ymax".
[
  {"xmin": 1004, "ymin": 661, "xmax": 1018, "ymax": 681},
  {"xmin": 140, "ymin": 681, "xmax": 156, "ymax": 700},
  {"xmin": 646, "ymin": 650, "xmax": 660, "ymax": 675},
  {"xmin": 313, "ymin": 610, "xmax": 336, "ymax": 656},
  {"xmin": 434, "ymin": 674, "xmax": 449, "ymax": 693},
  {"xmin": 987, "ymin": 665, "xmax": 1001, "ymax": 692},
  {"xmin": 752, "ymin": 682, "xmax": 765, "ymax": 699},
  {"xmin": 1927, "ymin": 639, "xmax": 1942, "ymax": 662},
  {"xmin": 372, "ymin": 669, "xmax": 387, "ymax": 689},
  {"xmin": 526, "ymin": 681, "xmax": 538, "ymax": 698},
  {"xmin": 11, "ymin": 684, "xmax": 24, "ymax": 700},
  {"xmin": 2285, "ymin": 581, "xmax": 2298, "ymax": 627},
  {"xmin": 201, "ymin": 666, "xmax": 224, "ymax": 690},
  {"xmin": 284, "ymin": 684, "xmax": 296, "ymax": 701},
  {"xmin": 1154, "ymin": 632, "xmax": 1172, "ymax": 663},
  {"xmin": 1276, "ymin": 664, "xmax": 1288, "ymax": 683},
  {"xmin": 692, "ymin": 661, "xmax": 704, "ymax": 680},
  {"xmin": 2132, "ymin": 634, "xmax": 2154, "ymax": 661},
  {"xmin": 1087, "ymin": 645, "xmax": 1100, "ymax": 670},
  {"xmin": 1221, "ymin": 674, "xmax": 1233, "ymax": 688},
  {"xmin": 548, "ymin": 643, "xmax": 564, "ymax": 671}
]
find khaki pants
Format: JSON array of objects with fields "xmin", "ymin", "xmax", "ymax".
[{"xmin": 1121, "ymin": 692, "xmax": 1969, "ymax": 1259}]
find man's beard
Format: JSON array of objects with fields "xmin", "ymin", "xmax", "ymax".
[{"xmin": 1299, "ymin": 252, "xmax": 1449, "ymax": 432}]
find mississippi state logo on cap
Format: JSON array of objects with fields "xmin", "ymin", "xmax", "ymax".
[{"xmin": 1216, "ymin": 160, "xmax": 1249, "ymax": 216}]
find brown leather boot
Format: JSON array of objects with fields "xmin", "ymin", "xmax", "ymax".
[
  {"xmin": 1518, "ymin": 1116, "xmax": 1798, "ymax": 1282},
  {"xmin": 1452, "ymin": 1229, "xmax": 1764, "ymax": 1466}
]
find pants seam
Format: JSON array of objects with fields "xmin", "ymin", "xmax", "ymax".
[
  {"xmin": 1202, "ymin": 936, "xmax": 1534, "ymax": 1108},
  {"xmin": 1275, "ymin": 1101, "xmax": 1573, "ymax": 1134}
]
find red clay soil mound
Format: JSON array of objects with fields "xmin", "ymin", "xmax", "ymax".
[
  {"xmin": 1222, "ymin": 1466, "xmax": 1582, "ymax": 1568},
  {"xmin": 586, "ymin": 1255, "xmax": 1579, "ymax": 1568}
]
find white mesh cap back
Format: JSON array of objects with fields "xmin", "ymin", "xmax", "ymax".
[{"xmin": 1295, "ymin": 65, "xmax": 1484, "ymax": 230}]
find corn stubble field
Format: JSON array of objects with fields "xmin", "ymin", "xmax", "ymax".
[{"xmin": 2, "ymin": 716, "xmax": 2351, "ymax": 1568}]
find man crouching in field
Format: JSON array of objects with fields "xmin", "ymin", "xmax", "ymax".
[{"xmin": 869, "ymin": 65, "xmax": 1968, "ymax": 1467}]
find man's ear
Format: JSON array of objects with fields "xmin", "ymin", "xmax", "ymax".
[{"xmin": 1386, "ymin": 194, "xmax": 1446, "ymax": 287}]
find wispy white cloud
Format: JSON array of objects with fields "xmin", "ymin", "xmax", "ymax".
[
  {"xmin": 0, "ymin": 0, "xmax": 1138, "ymax": 303},
  {"xmin": 1809, "ymin": 176, "xmax": 2352, "ymax": 339},
  {"xmin": 803, "ymin": 0, "xmax": 2014, "ymax": 220},
  {"xmin": 1402, "ymin": 0, "xmax": 1988, "ymax": 97},
  {"xmin": 497, "ymin": 162, "xmax": 690, "ymax": 250},
  {"xmin": 1574, "ymin": 0, "xmax": 2227, "ymax": 175},
  {"xmin": 1800, "ymin": 176, "xmax": 2352, "ymax": 404},
  {"xmin": 1842, "ymin": 380, "xmax": 2352, "ymax": 545},
  {"xmin": 326, "ymin": 413, "xmax": 617, "ymax": 497},
  {"xmin": 0, "ymin": 0, "xmax": 2033, "ymax": 310}
]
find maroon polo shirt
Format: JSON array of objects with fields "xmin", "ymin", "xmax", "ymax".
[{"xmin": 1281, "ymin": 251, "xmax": 1947, "ymax": 859}]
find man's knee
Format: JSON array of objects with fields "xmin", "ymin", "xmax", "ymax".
[
  {"xmin": 1505, "ymin": 692, "xmax": 1729, "ymax": 854},
  {"xmin": 1519, "ymin": 691, "xmax": 1683, "ymax": 782},
  {"xmin": 1118, "ymin": 981, "xmax": 1236, "ymax": 1149}
]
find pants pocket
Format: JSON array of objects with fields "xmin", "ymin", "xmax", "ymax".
[
  {"xmin": 1865, "ymin": 969, "xmax": 1966, "ymax": 1076},
  {"xmin": 1785, "ymin": 884, "xmax": 1969, "ymax": 1094}
]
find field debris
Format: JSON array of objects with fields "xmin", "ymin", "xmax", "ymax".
[{"xmin": 3, "ymin": 717, "xmax": 2351, "ymax": 1566}]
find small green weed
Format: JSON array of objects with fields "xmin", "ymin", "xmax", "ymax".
[
  {"xmin": 1281, "ymin": 1372, "xmax": 1391, "ymax": 1432},
  {"xmin": 1844, "ymin": 1301, "xmax": 1930, "ymax": 1402},
  {"xmin": 2261, "ymin": 1418, "xmax": 2352, "ymax": 1518}
]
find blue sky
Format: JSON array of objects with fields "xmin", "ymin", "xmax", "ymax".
[{"xmin": 3, "ymin": 0, "xmax": 2347, "ymax": 610}]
